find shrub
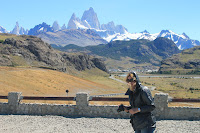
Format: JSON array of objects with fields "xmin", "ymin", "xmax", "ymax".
[
  {"xmin": 170, "ymin": 82, "xmax": 177, "ymax": 86},
  {"xmin": 0, "ymin": 40, "xmax": 4, "ymax": 43},
  {"xmin": 189, "ymin": 87, "xmax": 195, "ymax": 91}
]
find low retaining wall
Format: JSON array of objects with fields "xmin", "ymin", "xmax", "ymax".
[
  {"xmin": 154, "ymin": 94, "xmax": 200, "ymax": 120},
  {"xmin": 0, "ymin": 92, "xmax": 199, "ymax": 120}
]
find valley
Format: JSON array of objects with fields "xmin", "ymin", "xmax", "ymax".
[
  {"xmin": 0, "ymin": 28, "xmax": 199, "ymax": 107},
  {"xmin": 55, "ymin": 37, "xmax": 180, "ymax": 70}
]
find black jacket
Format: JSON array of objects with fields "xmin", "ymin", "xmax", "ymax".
[{"xmin": 125, "ymin": 73, "xmax": 156, "ymax": 130}]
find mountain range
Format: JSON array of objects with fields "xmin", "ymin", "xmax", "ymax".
[
  {"xmin": 0, "ymin": 7, "xmax": 199, "ymax": 50},
  {"xmin": 54, "ymin": 37, "xmax": 181, "ymax": 70},
  {"xmin": 37, "ymin": 28, "xmax": 107, "ymax": 47}
]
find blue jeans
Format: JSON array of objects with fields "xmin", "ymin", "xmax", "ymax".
[{"xmin": 135, "ymin": 127, "xmax": 155, "ymax": 133}]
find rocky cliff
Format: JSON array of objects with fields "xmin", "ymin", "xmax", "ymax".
[{"xmin": 0, "ymin": 34, "xmax": 108, "ymax": 73}]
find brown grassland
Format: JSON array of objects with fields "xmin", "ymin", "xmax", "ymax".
[
  {"xmin": 0, "ymin": 66, "xmax": 199, "ymax": 107},
  {"xmin": 0, "ymin": 67, "xmax": 125, "ymax": 96},
  {"xmin": 0, "ymin": 66, "xmax": 128, "ymax": 104}
]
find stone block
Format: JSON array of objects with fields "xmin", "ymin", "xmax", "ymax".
[
  {"xmin": 76, "ymin": 92, "xmax": 89, "ymax": 107},
  {"xmin": 8, "ymin": 92, "xmax": 22, "ymax": 105}
]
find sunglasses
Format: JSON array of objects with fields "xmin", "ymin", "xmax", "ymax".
[{"xmin": 127, "ymin": 79, "xmax": 136, "ymax": 83}]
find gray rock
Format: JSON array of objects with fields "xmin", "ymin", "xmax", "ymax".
[{"xmin": 0, "ymin": 115, "xmax": 199, "ymax": 133}]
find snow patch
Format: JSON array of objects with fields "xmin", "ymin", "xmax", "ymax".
[
  {"xmin": 74, "ymin": 20, "xmax": 88, "ymax": 29},
  {"xmin": 39, "ymin": 27, "xmax": 44, "ymax": 31}
]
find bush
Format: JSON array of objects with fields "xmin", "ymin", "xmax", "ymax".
[
  {"xmin": 189, "ymin": 87, "xmax": 194, "ymax": 91},
  {"xmin": 170, "ymin": 82, "xmax": 177, "ymax": 86},
  {"xmin": 0, "ymin": 40, "xmax": 4, "ymax": 43},
  {"xmin": 186, "ymin": 69, "xmax": 200, "ymax": 75}
]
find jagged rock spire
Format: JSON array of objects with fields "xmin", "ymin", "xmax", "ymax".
[
  {"xmin": 81, "ymin": 7, "xmax": 100, "ymax": 30},
  {"xmin": 11, "ymin": 22, "xmax": 20, "ymax": 35},
  {"xmin": 52, "ymin": 21, "xmax": 60, "ymax": 31},
  {"xmin": 61, "ymin": 24, "xmax": 67, "ymax": 30},
  {"xmin": 67, "ymin": 13, "xmax": 82, "ymax": 29}
]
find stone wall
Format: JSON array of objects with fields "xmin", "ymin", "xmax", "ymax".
[
  {"xmin": 154, "ymin": 93, "xmax": 200, "ymax": 120},
  {"xmin": 0, "ymin": 92, "xmax": 199, "ymax": 120}
]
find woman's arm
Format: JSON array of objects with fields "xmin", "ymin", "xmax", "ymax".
[{"xmin": 140, "ymin": 86, "xmax": 155, "ymax": 113}]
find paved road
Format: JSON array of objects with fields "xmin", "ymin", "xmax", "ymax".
[
  {"xmin": 109, "ymin": 75, "xmax": 126, "ymax": 84},
  {"xmin": 119, "ymin": 74, "xmax": 200, "ymax": 79}
]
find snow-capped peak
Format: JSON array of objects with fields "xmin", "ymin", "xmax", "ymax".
[
  {"xmin": 102, "ymin": 29, "xmax": 200, "ymax": 50},
  {"xmin": 182, "ymin": 32, "xmax": 190, "ymax": 39},
  {"xmin": 11, "ymin": 22, "xmax": 20, "ymax": 35},
  {"xmin": 0, "ymin": 26, "xmax": 8, "ymax": 33}
]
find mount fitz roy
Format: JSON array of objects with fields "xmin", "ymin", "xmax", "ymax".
[
  {"xmin": 67, "ymin": 7, "xmax": 127, "ymax": 34},
  {"xmin": 0, "ymin": 7, "xmax": 199, "ymax": 50}
]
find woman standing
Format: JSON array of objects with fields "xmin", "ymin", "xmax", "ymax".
[{"xmin": 123, "ymin": 72, "xmax": 156, "ymax": 133}]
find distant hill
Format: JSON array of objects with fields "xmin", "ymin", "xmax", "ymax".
[
  {"xmin": 37, "ymin": 29, "xmax": 108, "ymax": 47},
  {"xmin": 0, "ymin": 33, "xmax": 108, "ymax": 73},
  {"xmin": 54, "ymin": 37, "xmax": 180, "ymax": 69},
  {"xmin": 158, "ymin": 46, "xmax": 200, "ymax": 74}
]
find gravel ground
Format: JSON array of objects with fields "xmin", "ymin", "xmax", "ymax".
[{"xmin": 0, "ymin": 115, "xmax": 199, "ymax": 133}]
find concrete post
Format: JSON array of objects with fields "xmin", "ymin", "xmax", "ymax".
[
  {"xmin": 8, "ymin": 92, "xmax": 22, "ymax": 114},
  {"xmin": 8, "ymin": 92, "xmax": 22, "ymax": 105},
  {"xmin": 154, "ymin": 93, "xmax": 169, "ymax": 119},
  {"xmin": 76, "ymin": 92, "xmax": 89, "ymax": 107}
]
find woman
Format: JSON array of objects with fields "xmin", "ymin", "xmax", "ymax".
[{"xmin": 124, "ymin": 72, "xmax": 156, "ymax": 133}]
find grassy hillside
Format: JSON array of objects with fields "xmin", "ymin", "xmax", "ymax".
[
  {"xmin": 179, "ymin": 46, "xmax": 200, "ymax": 62},
  {"xmin": 0, "ymin": 33, "xmax": 18, "ymax": 40},
  {"xmin": 104, "ymin": 57, "xmax": 156, "ymax": 70},
  {"xmin": 0, "ymin": 33, "xmax": 34, "ymax": 41},
  {"xmin": 0, "ymin": 67, "xmax": 127, "ymax": 97},
  {"xmin": 159, "ymin": 46, "xmax": 200, "ymax": 74}
]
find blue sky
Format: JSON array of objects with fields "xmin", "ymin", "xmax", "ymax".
[{"xmin": 1, "ymin": 0, "xmax": 200, "ymax": 41}]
